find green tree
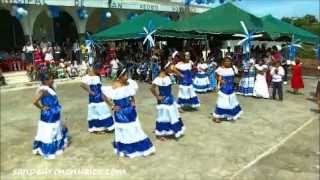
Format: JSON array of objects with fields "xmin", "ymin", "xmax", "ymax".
[
  {"xmin": 281, "ymin": 15, "xmax": 319, "ymax": 59},
  {"xmin": 281, "ymin": 15, "xmax": 320, "ymax": 36}
]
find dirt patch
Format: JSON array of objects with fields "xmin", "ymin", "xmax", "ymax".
[{"xmin": 300, "ymin": 58, "xmax": 319, "ymax": 76}]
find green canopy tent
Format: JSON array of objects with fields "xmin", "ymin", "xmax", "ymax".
[
  {"xmin": 261, "ymin": 15, "xmax": 319, "ymax": 44},
  {"xmin": 160, "ymin": 2, "xmax": 264, "ymax": 35},
  {"xmin": 92, "ymin": 12, "xmax": 204, "ymax": 41}
]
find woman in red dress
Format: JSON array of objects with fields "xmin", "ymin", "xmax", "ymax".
[
  {"xmin": 291, "ymin": 59, "xmax": 304, "ymax": 94},
  {"xmin": 33, "ymin": 46, "xmax": 43, "ymax": 65}
]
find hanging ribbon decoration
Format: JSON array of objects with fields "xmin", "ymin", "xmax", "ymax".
[
  {"xmin": 233, "ymin": 21, "xmax": 263, "ymax": 61},
  {"xmin": 287, "ymin": 35, "xmax": 302, "ymax": 61},
  {"xmin": 140, "ymin": 21, "xmax": 157, "ymax": 49},
  {"xmin": 85, "ymin": 32, "xmax": 102, "ymax": 53},
  {"xmin": 77, "ymin": 8, "xmax": 88, "ymax": 20}
]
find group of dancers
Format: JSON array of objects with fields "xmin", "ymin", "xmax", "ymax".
[
  {"xmin": 237, "ymin": 57, "xmax": 304, "ymax": 101},
  {"xmin": 31, "ymin": 51, "xmax": 244, "ymax": 159}
]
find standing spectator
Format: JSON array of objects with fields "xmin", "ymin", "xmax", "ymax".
[
  {"xmin": 150, "ymin": 55, "xmax": 160, "ymax": 81},
  {"xmin": 83, "ymin": 49, "xmax": 89, "ymax": 64},
  {"xmin": 137, "ymin": 61, "xmax": 148, "ymax": 82},
  {"xmin": 270, "ymin": 61, "xmax": 285, "ymax": 101},
  {"xmin": 63, "ymin": 38, "xmax": 73, "ymax": 61},
  {"xmin": 72, "ymin": 40, "xmax": 80, "ymax": 64},
  {"xmin": 225, "ymin": 46, "xmax": 234, "ymax": 58},
  {"xmin": 280, "ymin": 44, "xmax": 289, "ymax": 85},
  {"xmin": 22, "ymin": 41, "xmax": 34, "ymax": 64},
  {"xmin": 290, "ymin": 59, "xmax": 304, "ymax": 94},
  {"xmin": 22, "ymin": 41, "xmax": 34, "ymax": 80},
  {"xmin": 44, "ymin": 43, "xmax": 54, "ymax": 64},
  {"xmin": 271, "ymin": 46, "xmax": 281, "ymax": 61},
  {"xmin": 110, "ymin": 52, "xmax": 120, "ymax": 80},
  {"xmin": 86, "ymin": 43, "xmax": 95, "ymax": 67},
  {"xmin": 80, "ymin": 42, "xmax": 87, "ymax": 63},
  {"xmin": 40, "ymin": 37, "xmax": 48, "ymax": 52},
  {"xmin": 53, "ymin": 44, "xmax": 62, "ymax": 62},
  {"xmin": 264, "ymin": 52, "xmax": 273, "ymax": 87},
  {"xmin": 33, "ymin": 46, "xmax": 43, "ymax": 65},
  {"xmin": 12, "ymin": 51, "xmax": 22, "ymax": 71},
  {"xmin": 207, "ymin": 57, "xmax": 217, "ymax": 91}
]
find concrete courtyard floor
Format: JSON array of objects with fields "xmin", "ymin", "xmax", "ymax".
[{"xmin": 1, "ymin": 78, "xmax": 319, "ymax": 180}]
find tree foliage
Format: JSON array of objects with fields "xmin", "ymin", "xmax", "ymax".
[{"xmin": 281, "ymin": 15, "xmax": 320, "ymax": 36}]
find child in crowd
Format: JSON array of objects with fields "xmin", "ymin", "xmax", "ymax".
[{"xmin": 270, "ymin": 61, "xmax": 285, "ymax": 101}]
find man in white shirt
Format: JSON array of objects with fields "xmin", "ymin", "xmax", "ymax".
[
  {"xmin": 270, "ymin": 61, "xmax": 285, "ymax": 101},
  {"xmin": 110, "ymin": 53, "xmax": 120, "ymax": 80},
  {"xmin": 73, "ymin": 40, "xmax": 80, "ymax": 63},
  {"xmin": 40, "ymin": 38, "xmax": 48, "ymax": 52},
  {"xmin": 22, "ymin": 42, "xmax": 35, "ymax": 80}
]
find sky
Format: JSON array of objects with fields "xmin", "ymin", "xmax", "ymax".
[{"xmin": 203, "ymin": 0, "xmax": 320, "ymax": 19}]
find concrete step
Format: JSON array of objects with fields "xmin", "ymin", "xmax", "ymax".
[
  {"xmin": 0, "ymin": 77, "xmax": 82, "ymax": 92},
  {"xmin": 3, "ymin": 71, "xmax": 28, "ymax": 77},
  {"xmin": 3, "ymin": 71, "xmax": 29, "ymax": 85}
]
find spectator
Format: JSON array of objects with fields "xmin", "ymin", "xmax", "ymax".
[
  {"xmin": 40, "ymin": 37, "xmax": 48, "ymax": 52},
  {"xmin": 34, "ymin": 46, "xmax": 42, "ymax": 65},
  {"xmin": 72, "ymin": 40, "xmax": 80, "ymax": 64},
  {"xmin": 80, "ymin": 42, "xmax": 87, "ymax": 63},
  {"xmin": 290, "ymin": 59, "xmax": 304, "ymax": 94},
  {"xmin": 63, "ymin": 38, "xmax": 73, "ymax": 61},
  {"xmin": 0, "ymin": 69, "xmax": 6, "ymax": 86},
  {"xmin": 53, "ymin": 44, "xmax": 62, "ymax": 62},
  {"xmin": 110, "ymin": 51, "xmax": 120, "ymax": 80},
  {"xmin": 22, "ymin": 41, "xmax": 34, "ymax": 80},
  {"xmin": 280, "ymin": 44, "xmax": 289, "ymax": 84},
  {"xmin": 270, "ymin": 61, "xmax": 285, "ymax": 101},
  {"xmin": 44, "ymin": 43, "xmax": 54, "ymax": 64},
  {"xmin": 271, "ymin": 46, "xmax": 282, "ymax": 64}
]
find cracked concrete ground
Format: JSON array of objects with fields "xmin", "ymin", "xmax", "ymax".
[{"xmin": 1, "ymin": 78, "xmax": 319, "ymax": 180}]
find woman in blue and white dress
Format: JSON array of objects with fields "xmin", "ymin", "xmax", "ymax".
[
  {"xmin": 175, "ymin": 51, "xmax": 200, "ymax": 110},
  {"xmin": 80, "ymin": 63, "xmax": 114, "ymax": 133},
  {"xmin": 32, "ymin": 73, "xmax": 69, "ymax": 159},
  {"xmin": 150, "ymin": 62, "xmax": 185, "ymax": 139},
  {"xmin": 207, "ymin": 60, "xmax": 217, "ymax": 91},
  {"xmin": 102, "ymin": 68, "xmax": 155, "ymax": 158},
  {"xmin": 193, "ymin": 60, "xmax": 211, "ymax": 93},
  {"xmin": 237, "ymin": 58, "xmax": 256, "ymax": 96},
  {"xmin": 213, "ymin": 57, "xmax": 242, "ymax": 123}
]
